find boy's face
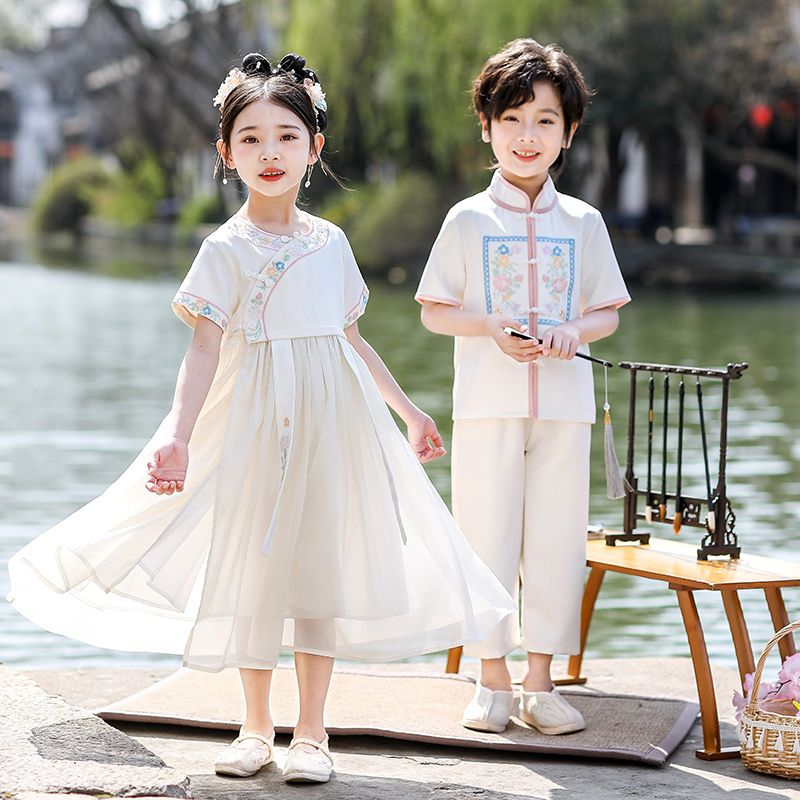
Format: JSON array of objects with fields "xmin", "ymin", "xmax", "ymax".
[
  {"xmin": 219, "ymin": 98, "xmax": 323, "ymax": 198},
  {"xmin": 481, "ymin": 81, "xmax": 577, "ymax": 196}
]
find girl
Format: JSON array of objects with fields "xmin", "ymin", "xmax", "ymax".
[
  {"xmin": 416, "ymin": 39, "xmax": 630, "ymax": 736},
  {"xmin": 8, "ymin": 52, "xmax": 514, "ymax": 784}
]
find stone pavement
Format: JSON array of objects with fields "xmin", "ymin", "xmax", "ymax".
[
  {"xmin": 0, "ymin": 666, "xmax": 189, "ymax": 798},
  {"xmin": 4, "ymin": 658, "xmax": 800, "ymax": 799}
]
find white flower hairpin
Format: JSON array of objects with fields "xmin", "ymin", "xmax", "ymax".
[
  {"xmin": 212, "ymin": 63, "xmax": 327, "ymax": 121},
  {"xmin": 213, "ymin": 67, "xmax": 247, "ymax": 109},
  {"xmin": 302, "ymin": 77, "xmax": 327, "ymax": 114}
]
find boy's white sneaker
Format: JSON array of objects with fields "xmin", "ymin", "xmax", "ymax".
[
  {"xmin": 461, "ymin": 681, "xmax": 516, "ymax": 733},
  {"xmin": 214, "ymin": 731, "xmax": 275, "ymax": 776},
  {"xmin": 282, "ymin": 736, "xmax": 334, "ymax": 783},
  {"xmin": 520, "ymin": 688, "xmax": 586, "ymax": 735}
]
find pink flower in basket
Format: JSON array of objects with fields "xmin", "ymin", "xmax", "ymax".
[
  {"xmin": 733, "ymin": 653, "xmax": 800, "ymax": 721},
  {"xmin": 779, "ymin": 652, "xmax": 800, "ymax": 690}
]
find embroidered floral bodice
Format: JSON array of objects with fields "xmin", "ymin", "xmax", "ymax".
[{"xmin": 173, "ymin": 214, "xmax": 369, "ymax": 343}]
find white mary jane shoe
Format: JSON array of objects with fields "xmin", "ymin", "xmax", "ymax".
[
  {"xmin": 214, "ymin": 731, "xmax": 275, "ymax": 777},
  {"xmin": 520, "ymin": 688, "xmax": 586, "ymax": 735},
  {"xmin": 282, "ymin": 736, "xmax": 334, "ymax": 783},
  {"xmin": 461, "ymin": 681, "xmax": 516, "ymax": 733}
]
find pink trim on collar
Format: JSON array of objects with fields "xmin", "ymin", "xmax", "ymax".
[
  {"xmin": 488, "ymin": 170, "xmax": 557, "ymax": 214},
  {"xmin": 489, "ymin": 193, "xmax": 528, "ymax": 213}
]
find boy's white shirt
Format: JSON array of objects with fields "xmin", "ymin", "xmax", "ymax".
[{"xmin": 416, "ymin": 170, "xmax": 631, "ymax": 423}]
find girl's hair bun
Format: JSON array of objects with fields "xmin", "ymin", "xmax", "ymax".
[
  {"xmin": 278, "ymin": 53, "xmax": 318, "ymax": 85},
  {"xmin": 241, "ymin": 51, "xmax": 318, "ymax": 88},
  {"xmin": 241, "ymin": 52, "xmax": 272, "ymax": 75},
  {"xmin": 227, "ymin": 51, "xmax": 327, "ymax": 133},
  {"xmin": 279, "ymin": 53, "xmax": 306, "ymax": 77}
]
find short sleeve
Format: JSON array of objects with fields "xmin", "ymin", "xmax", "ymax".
[
  {"xmin": 341, "ymin": 233, "xmax": 369, "ymax": 327},
  {"xmin": 415, "ymin": 208, "xmax": 466, "ymax": 307},
  {"xmin": 172, "ymin": 239, "xmax": 238, "ymax": 331},
  {"xmin": 579, "ymin": 214, "xmax": 631, "ymax": 315}
]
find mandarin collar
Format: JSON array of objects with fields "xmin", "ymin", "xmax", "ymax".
[{"xmin": 488, "ymin": 170, "xmax": 558, "ymax": 214}]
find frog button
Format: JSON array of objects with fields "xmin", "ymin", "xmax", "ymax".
[{"xmin": 280, "ymin": 235, "xmax": 290, "ymax": 243}]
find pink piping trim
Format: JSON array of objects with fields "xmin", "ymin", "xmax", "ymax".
[
  {"xmin": 489, "ymin": 173, "xmax": 558, "ymax": 215},
  {"xmin": 261, "ymin": 224, "xmax": 331, "ymax": 336},
  {"xmin": 415, "ymin": 293, "xmax": 461, "ymax": 307},
  {"xmin": 582, "ymin": 295, "xmax": 632, "ymax": 315},
  {"xmin": 527, "ymin": 213, "xmax": 538, "ymax": 418},
  {"xmin": 533, "ymin": 194, "xmax": 558, "ymax": 214},
  {"xmin": 173, "ymin": 292, "xmax": 230, "ymax": 328},
  {"xmin": 489, "ymin": 192, "xmax": 527, "ymax": 213},
  {"xmin": 496, "ymin": 171, "xmax": 531, "ymax": 208}
]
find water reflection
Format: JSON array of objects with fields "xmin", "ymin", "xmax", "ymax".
[{"xmin": 1, "ymin": 258, "xmax": 799, "ymax": 671}]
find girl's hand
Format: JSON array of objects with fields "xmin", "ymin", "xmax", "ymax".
[
  {"xmin": 406, "ymin": 410, "xmax": 447, "ymax": 463},
  {"xmin": 541, "ymin": 322, "xmax": 581, "ymax": 360},
  {"xmin": 484, "ymin": 314, "xmax": 545, "ymax": 362},
  {"xmin": 146, "ymin": 438, "xmax": 189, "ymax": 495}
]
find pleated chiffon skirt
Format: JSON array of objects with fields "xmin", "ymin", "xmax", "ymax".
[{"xmin": 8, "ymin": 333, "xmax": 514, "ymax": 671}]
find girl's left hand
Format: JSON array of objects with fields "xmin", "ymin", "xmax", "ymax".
[
  {"xmin": 540, "ymin": 322, "xmax": 581, "ymax": 360},
  {"xmin": 407, "ymin": 410, "xmax": 447, "ymax": 463}
]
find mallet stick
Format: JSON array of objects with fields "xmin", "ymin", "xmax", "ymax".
[{"xmin": 502, "ymin": 327, "xmax": 613, "ymax": 368}]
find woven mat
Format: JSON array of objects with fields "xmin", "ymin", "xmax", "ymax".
[{"xmin": 98, "ymin": 667, "xmax": 697, "ymax": 766}]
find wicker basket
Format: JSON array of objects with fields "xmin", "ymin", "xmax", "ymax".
[{"xmin": 740, "ymin": 620, "xmax": 800, "ymax": 779}]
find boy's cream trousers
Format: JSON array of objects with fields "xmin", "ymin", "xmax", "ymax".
[{"xmin": 452, "ymin": 417, "xmax": 591, "ymax": 658}]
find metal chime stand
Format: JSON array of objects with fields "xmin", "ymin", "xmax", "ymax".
[{"xmin": 605, "ymin": 361, "xmax": 748, "ymax": 560}]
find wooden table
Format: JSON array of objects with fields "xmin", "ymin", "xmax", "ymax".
[{"xmin": 445, "ymin": 535, "xmax": 800, "ymax": 760}]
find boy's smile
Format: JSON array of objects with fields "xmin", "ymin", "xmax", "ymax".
[
  {"xmin": 511, "ymin": 149, "xmax": 541, "ymax": 164},
  {"xmin": 481, "ymin": 81, "xmax": 577, "ymax": 201}
]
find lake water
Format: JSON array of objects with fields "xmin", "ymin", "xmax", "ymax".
[{"xmin": 1, "ymin": 251, "xmax": 799, "ymax": 676}]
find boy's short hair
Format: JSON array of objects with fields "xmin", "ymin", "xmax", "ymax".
[{"xmin": 472, "ymin": 39, "xmax": 591, "ymax": 174}]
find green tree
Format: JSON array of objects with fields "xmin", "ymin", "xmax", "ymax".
[
  {"xmin": 287, "ymin": 0, "xmax": 799, "ymax": 187},
  {"xmin": 30, "ymin": 156, "xmax": 111, "ymax": 233},
  {"xmin": 89, "ymin": 142, "xmax": 168, "ymax": 228},
  {"xmin": 386, "ymin": 0, "xmax": 574, "ymax": 180},
  {"xmin": 285, "ymin": 0, "xmax": 395, "ymax": 177},
  {"xmin": 571, "ymin": 0, "xmax": 800, "ymax": 180},
  {"xmin": 285, "ymin": 0, "xmax": 619, "ymax": 183}
]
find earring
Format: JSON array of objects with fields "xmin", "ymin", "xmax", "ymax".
[{"xmin": 304, "ymin": 163, "xmax": 314, "ymax": 188}]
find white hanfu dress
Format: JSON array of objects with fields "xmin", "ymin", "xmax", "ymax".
[{"xmin": 8, "ymin": 214, "xmax": 515, "ymax": 672}]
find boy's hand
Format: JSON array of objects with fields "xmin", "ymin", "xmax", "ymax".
[
  {"xmin": 406, "ymin": 410, "xmax": 447, "ymax": 463},
  {"xmin": 540, "ymin": 322, "xmax": 581, "ymax": 360},
  {"xmin": 146, "ymin": 438, "xmax": 189, "ymax": 494},
  {"xmin": 484, "ymin": 314, "xmax": 545, "ymax": 362}
]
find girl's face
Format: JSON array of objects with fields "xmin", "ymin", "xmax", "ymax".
[
  {"xmin": 481, "ymin": 80, "xmax": 577, "ymax": 195},
  {"xmin": 219, "ymin": 98, "xmax": 324, "ymax": 198}
]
